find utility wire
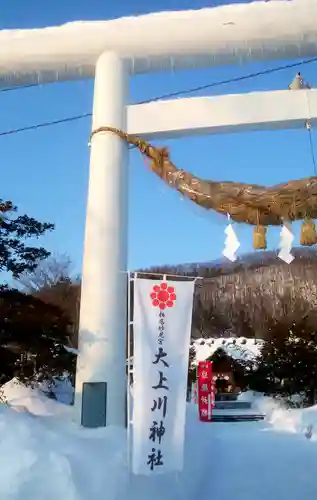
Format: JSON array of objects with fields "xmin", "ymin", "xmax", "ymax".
[
  {"xmin": 0, "ymin": 82, "xmax": 40, "ymax": 93},
  {"xmin": 1, "ymin": 55, "xmax": 317, "ymax": 138},
  {"xmin": 136, "ymin": 56, "xmax": 317, "ymax": 103},
  {"xmin": 0, "ymin": 113, "xmax": 92, "ymax": 137},
  {"xmin": 307, "ymin": 126, "xmax": 317, "ymax": 175}
]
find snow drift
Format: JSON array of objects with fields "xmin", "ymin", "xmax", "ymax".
[
  {"xmin": 252, "ymin": 392, "xmax": 317, "ymax": 437},
  {"xmin": 0, "ymin": 404, "xmax": 128, "ymax": 500},
  {"xmin": 1, "ymin": 378, "xmax": 72, "ymax": 417},
  {"xmin": 1, "ymin": 381, "xmax": 317, "ymax": 499}
]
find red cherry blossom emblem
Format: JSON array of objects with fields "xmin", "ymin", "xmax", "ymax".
[{"xmin": 150, "ymin": 282, "xmax": 177, "ymax": 310}]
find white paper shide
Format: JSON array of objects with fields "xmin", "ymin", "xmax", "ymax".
[
  {"xmin": 223, "ymin": 223, "xmax": 240, "ymax": 262},
  {"xmin": 132, "ymin": 278, "xmax": 195, "ymax": 475},
  {"xmin": 278, "ymin": 223, "xmax": 294, "ymax": 264}
]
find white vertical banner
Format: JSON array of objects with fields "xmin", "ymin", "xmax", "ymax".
[{"xmin": 132, "ymin": 278, "xmax": 195, "ymax": 476}]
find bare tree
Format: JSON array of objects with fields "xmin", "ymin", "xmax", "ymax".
[
  {"xmin": 17, "ymin": 253, "xmax": 81, "ymax": 348},
  {"xmin": 191, "ymin": 296, "xmax": 232, "ymax": 339},
  {"xmin": 17, "ymin": 253, "xmax": 75, "ymax": 293}
]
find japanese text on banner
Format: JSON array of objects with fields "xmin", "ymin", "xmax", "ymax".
[
  {"xmin": 197, "ymin": 361, "xmax": 214, "ymax": 422},
  {"xmin": 132, "ymin": 278, "xmax": 195, "ymax": 475}
]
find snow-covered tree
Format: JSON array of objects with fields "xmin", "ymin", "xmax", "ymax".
[{"xmin": 249, "ymin": 315, "xmax": 317, "ymax": 405}]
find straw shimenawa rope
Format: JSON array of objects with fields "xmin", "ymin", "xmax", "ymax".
[{"xmin": 89, "ymin": 127, "xmax": 317, "ymax": 235}]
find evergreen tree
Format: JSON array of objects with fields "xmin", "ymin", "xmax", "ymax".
[
  {"xmin": 248, "ymin": 316, "xmax": 317, "ymax": 405},
  {"xmin": 0, "ymin": 199, "xmax": 54, "ymax": 277},
  {"xmin": 0, "ymin": 286, "xmax": 75, "ymax": 385}
]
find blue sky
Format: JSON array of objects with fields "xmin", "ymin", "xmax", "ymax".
[{"xmin": 1, "ymin": 0, "xmax": 317, "ymax": 275}]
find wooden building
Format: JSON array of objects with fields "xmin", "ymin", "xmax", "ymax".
[{"xmin": 206, "ymin": 348, "xmax": 242, "ymax": 399}]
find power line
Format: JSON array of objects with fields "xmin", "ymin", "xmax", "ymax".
[
  {"xmin": 0, "ymin": 113, "xmax": 91, "ymax": 137},
  {"xmin": 307, "ymin": 125, "xmax": 317, "ymax": 175},
  {"xmin": 1, "ymin": 55, "xmax": 317, "ymax": 138},
  {"xmin": 0, "ymin": 82, "xmax": 42, "ymax": 93},
  {"xmin": 136, "ymin": 56, "xmax": 317, "ymax": 103}
]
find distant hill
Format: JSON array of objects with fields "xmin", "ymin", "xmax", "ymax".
[
  {"xmin": 142, "ymin": 247, "xmax": 317, "ymax": 277},
  {"xmin": 140, "ymin": 248, "xmax": 317, "ymax": 337},
  {"xmin": 34, "ymin": 248, "xmax": 317, "ymax": 345}
]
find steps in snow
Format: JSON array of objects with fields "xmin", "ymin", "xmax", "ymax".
[
  {"xmin": 212, "ymin": 400, "xmax": 265, "ymax": 422},
  {"xmin": 214, "ymin": 401, "xmax": 252, "ymax": 410}
]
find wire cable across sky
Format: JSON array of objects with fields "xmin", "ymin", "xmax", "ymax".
[{"xmin": 0, "ymin": 55, "xmax": 317, "ymax": 139}]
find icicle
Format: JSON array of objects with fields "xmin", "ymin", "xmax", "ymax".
[
  {"xmin": 278, "ymin": 223, "xmax": 294, "ymax": 264},
  {"xmin": 222, "ymin": 215, "xmax": 240, "ymax": 262}
]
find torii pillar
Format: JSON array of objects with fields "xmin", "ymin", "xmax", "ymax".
[{"xmin": 74, "ymin": 52, "xmax": 128, "ymax": 428}]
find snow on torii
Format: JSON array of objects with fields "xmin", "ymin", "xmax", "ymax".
[{"xmin": 0, "ymin": 0, "xmax": 316, "ymax": 86}]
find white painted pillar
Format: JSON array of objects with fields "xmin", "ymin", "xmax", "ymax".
[{"xmin": 74, "ymin": 52, "xmax": 128, "ymax": 427}]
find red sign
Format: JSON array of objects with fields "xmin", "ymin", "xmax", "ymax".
[
  {"xmin": 197, "ymin": 360, "xmax": 212, "ymax": 381},
  {"xmin": 197, "ymin": 361, "xmax": 214, "ymax": 422}
]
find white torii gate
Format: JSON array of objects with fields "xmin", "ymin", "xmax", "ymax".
[{"xmin": 1, "ymin": 0, "xmax": 317, "ymax": 428}]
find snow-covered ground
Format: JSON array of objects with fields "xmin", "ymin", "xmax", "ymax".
[
  {"xmin": 1, "ymin": 380, "xmax": 317, "ymax": 500},
  {"xmin": 0, "ymin": 378, "xmax": 72, "ymax": 417}
]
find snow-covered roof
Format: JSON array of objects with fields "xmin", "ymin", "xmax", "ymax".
[
  {"xmin": 127, "ymin": 337, "xmax": 263, "ymax": 369},
  {"xmin": 191, "ymin": 337, "xmax": 263, "ymax": 363}
]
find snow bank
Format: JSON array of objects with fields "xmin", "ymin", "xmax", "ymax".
[
  {"xmin": 0, "ymin": 404, "xmax": 127, "ymax": 500},
  {"xmin": 0, "ymin": 393, "xmax": 206, "ymax": 500},
  {"xmin": 266, "ymin": 402, "xmax": 317, "ymax": 436},
  {"xmin": 39, "ymin": 375, "xmax": 74, "ymax": 405},
  {"xmin": 1, "ymin": 378, "xmax": 71, "ymax": 418},
  {"xmin": 238, "ymin": 390, "xmax": 263, "ymax": 402},
  {"xmin": 1, "ymin": 384, "xmax": 317, "ymax": 500},
  {"xmin": 243, "ymin": 391, "xmax": 317, "ymax": 437}
]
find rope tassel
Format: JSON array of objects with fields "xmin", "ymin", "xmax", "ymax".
[
  {"xmin": 253, "ymin": 225, "xmax": 267, "ymax": 250},
  {"xmin": 300, "ymin": 219, "xmax": 317, "ymax": 246}
]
